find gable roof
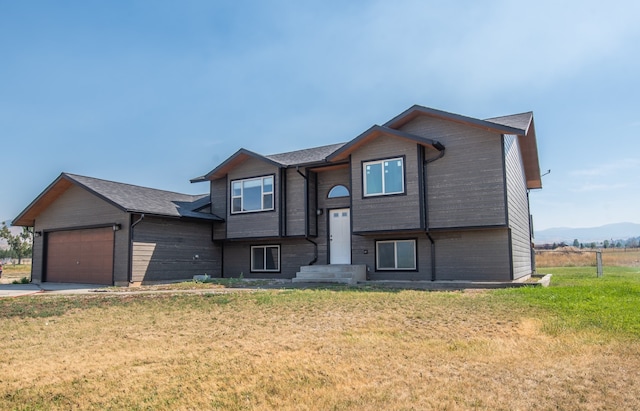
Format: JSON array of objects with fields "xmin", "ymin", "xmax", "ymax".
[
  {"xmin": 193, "ymin": 143, "xmax": 347, "ymax": 182},
  {"xmin": 384, "ymin": 105, "xmax": 527, "ymax": 135},
  {"xmin": 326, "ymin": 125, "xmax": 445, "ymax": 162},
  {"xmin": 384, "ymin": 105, "xmax": 541, "ymax": 190},
  {"xmin": 13, "ymin": 173, "xmax": 222, "ymax": 226},
  {"xmin": 193, "ymin": 104, "xmax": 542, "ymax": 189}
]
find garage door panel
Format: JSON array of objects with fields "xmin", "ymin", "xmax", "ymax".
[{"xmin": 46, "ymin": 227, "xmax": 114, "ymax": 285}]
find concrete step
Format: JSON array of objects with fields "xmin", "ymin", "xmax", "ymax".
[{"xmin": 293, "ymin": 265, "xmax": 367, "ymax": 285}]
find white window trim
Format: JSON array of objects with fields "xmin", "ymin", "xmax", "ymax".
[
  {"xmin": 375, "ymin": 239, "xmax": 416, "ymax": 270},
  {"xmin": 231, "ymin": 175, "xmax": 274, "ymax": 214},
  {"xmin": 250, "ymin": 245, "xmax": 281, "ymax": 272},
  {"xmin": 363, "ymin": 157, "xmax": 405, "ymax": 197}
]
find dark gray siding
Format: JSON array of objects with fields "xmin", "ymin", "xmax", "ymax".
[
  {"xmin": 223, "ymin": 238, "xmax": 314, "ymax": 278},
  {"xmin": 226, "ymin": 158, "xmax": 280, "ymax": 238},
  {"xmin": 504, "ymin": 134, "xmax": 533, "ymax": 279},
  {"xmin": 432, "ymin": 229, "xmax": 511, "ymax": 281},
  {"xmin": 350, "ymin": 136, "xmax": 421, "ymax": 232},
  {"xmin": 400, "ymin": 116, "xmax": 506, "ymax": 228},
  {"xmin": 131, "ymin": 217, "xmax": 219, "ymax": 283},
  {"xmin": 285, "ymin": 168, "xmax": 306, "ymax": 236},
  {"xmin": 351, "ymin": 234, "xmax": 433, "ymax": 281},
  {"xmin": 31, "ymin": 185, "xmax": 130, "ymax": 285},
  {"xmin": 210, "ymin": 178, "xmax": 227, "ymax": 240},
  {"xmin": 316, "ymin": 166, "xmax": 350, "ymax": 263}
]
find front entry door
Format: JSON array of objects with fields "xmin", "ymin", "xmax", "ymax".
[{"xmin": 329, "ymin": 208, "xmax": 351, "ymax": 264}]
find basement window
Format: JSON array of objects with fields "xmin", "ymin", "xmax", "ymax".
[
  {"xmin": 376, "ymin": 239, "xmax": 416, "ymax": 270},
  {"xmin": 251, "ymin": 245, "xmax": 280, "ymax": 272}
]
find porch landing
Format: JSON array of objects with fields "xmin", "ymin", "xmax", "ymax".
[{"xmin": 293, "ymin": 264, "xmax": 367, "ymax": 285}]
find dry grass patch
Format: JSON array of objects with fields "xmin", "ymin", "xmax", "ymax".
[
  {"xmin": 536, "ymin": 248, "xmax": 640, "ymax": 268},
  {"xmin": 1, "ymin": 289, "xmax": 639, "ymax": 410}
]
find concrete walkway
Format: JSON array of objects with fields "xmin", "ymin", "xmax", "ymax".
[{"xmin": 0, "ymin": 283, "xmax": 108, "ymax": 298}]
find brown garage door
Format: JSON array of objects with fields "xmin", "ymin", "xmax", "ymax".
[{"xmin": 46, "ymin": 227, "xmax": 114, "ymax": 285}]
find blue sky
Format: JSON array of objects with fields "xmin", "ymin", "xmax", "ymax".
[{"xmin": 1, "ymin": 0, "xmax": 639, "ymax": 231}]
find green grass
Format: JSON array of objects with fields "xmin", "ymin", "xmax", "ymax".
[{"xmin": 496, "ymin": 266, "xmax": 640, "ymax": 338}]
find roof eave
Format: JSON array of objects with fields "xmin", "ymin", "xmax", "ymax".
[
  {"xmin": 385, "ymin": 105, "xmax": 526, "ymax": 135},
  {"xmin": 198, "ymin": 148, "xmax": 284, "ymax": 181},
  {"xmin": 327, "ymin": 125, "xmax": 443, "ymax": 162}
]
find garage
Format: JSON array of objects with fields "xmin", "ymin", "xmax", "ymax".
[{"xmin": 45, "ymin": 227, "xmax": 114, "ymax": 285}]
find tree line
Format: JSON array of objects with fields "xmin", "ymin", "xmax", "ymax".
[{"xmin": 537, "ymin": 236, "xmax": 640, "ymax": 250}]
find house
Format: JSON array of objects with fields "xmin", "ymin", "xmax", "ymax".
[{"xmin": 13, "ymin": 105, "xmax": 541, "ymax": 285}]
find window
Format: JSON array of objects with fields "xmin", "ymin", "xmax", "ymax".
[
  {"xmin": 251, "ymin": 245, "xmax": 280, "ymax": 272},
  {"xmin": 231, "ymin": 176, "xmax": 274, "ymax": 213},
  {"xmin": 376, "ymin": 240, "xmax": 416, "ymax": 270},
  {"xmin": 327, "ymin": 185, "xmax": 350, "ymax": 198},
  {"xmin": 363, "ymin": 157, "xmax": 404, "ymax": 196}
]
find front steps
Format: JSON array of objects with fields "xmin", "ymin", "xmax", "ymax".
[{"xmin": 292, "ymin": 264, "xmax": 367, "ymax": 285}]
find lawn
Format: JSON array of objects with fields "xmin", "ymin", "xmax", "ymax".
[{"xmin": 1, "ymin": 268, "xmax": 639, "ymax": 410}]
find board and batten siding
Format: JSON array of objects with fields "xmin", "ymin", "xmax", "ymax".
[
  {"xmin": 400, "ymin": 116, "xmax": 506, "ymax": 229},
  {"xmin": 31, "ymin": 185, "xmax": 130, "ymax": 284},
  {"xmin": 350, "ymin": 136, "xmax": 421, "ymax": 233},
  {"xmin": 226, "ymin": 158, "xmax": 280, "ymax": 239},
  {"xmin": 131, "ymin": 217, "xmax": 219, "ymax": 283},
  {"xmin": 504, "ymin": 134, "xmax": 533, "ymax": 279}
]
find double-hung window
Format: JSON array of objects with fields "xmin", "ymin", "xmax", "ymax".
[
  {"xmin": 251, "ymin": 245, "xmax": 280, "ymax": 272},
  {"xmin": 231, "ymin": 176, "xmax": 274, "ymax": 213},
  {"xmin": 363, "ymin": 157, "xmax": 404, "ymax": 196},
  {"xmin": 376, "ymin": 240, "xmax": 416, "ymax": 270}
]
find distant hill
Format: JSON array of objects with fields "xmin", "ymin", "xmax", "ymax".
[{"xmin": 535, "ymin": 222, "xmax": 640, "ymax": 244}]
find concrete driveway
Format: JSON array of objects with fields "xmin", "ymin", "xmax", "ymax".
[{"xmin": 0, "ymin": 283, "xmax": 108, "ymax": 298}]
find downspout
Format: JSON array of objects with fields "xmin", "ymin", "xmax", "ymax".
[
  {"xmin": 296, "ymin": 166, "xmax": 318, "ymax": 265},
  {"xmin": 128, "ymin": 213, "xmax": 145, "ymax": 284},
  {"xmin": 423, "ymin": 142, "xmax": 446, "ymax": 281}
]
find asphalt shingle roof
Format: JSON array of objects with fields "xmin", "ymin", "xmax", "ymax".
[
  {"xmin": 264, "ymin": 142, "xmax": 347, "ymax": 166},
  {"xmin": 65, "ymin": 173, "xmax": 221, "ymax": 221}
]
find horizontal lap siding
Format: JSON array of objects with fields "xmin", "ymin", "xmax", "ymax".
[
  {"xmin": 132, "ymin": 217, "xmax": 219, "ymax": 283},
  {"xmin": 210, "ymin": 179, "xmax": 227, "ymax": 240},
  {"xmin": 286, "ymin": 168, "xmax": 306, "ymax": 236},
  {"xmin": 223, "ymin": 239, "xmax": 314, "ymax": 279},
  {"xmin": 32, "ymin": 185, "xmax": 129, "ymax": 284},
  {"xmin": 351, "ymin": 137, "xmax": 421, "ymax": 232},
  {"xmin": 351, "ymin": 234, "xmax": 432, "ymax": 281},
  {"xmin": 433, "ymin": 229, "xmax": 511, "ymax": 281},
  {"xmin": 226, "ymin": 158, "xmax": 280, "ymax": 238},
  {"xmin": 400, "ymin": 117, "xmax": 506, "ymax": 228},
  {"xmin": 504, "ymin": 135, "xmax": 533, "ymax": 279}
]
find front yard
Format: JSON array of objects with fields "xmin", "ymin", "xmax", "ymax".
[{"xmin": 1, "ymin": 267, "xmax": 639, "ymax": 410}]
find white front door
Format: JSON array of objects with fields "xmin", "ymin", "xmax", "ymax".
[{"xmin": 329, "ymin": 208, "xmax": 351, "ymax": 264}]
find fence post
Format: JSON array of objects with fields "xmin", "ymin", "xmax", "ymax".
[{"xmin": 596, "ymin": 250, "xmax": 603, "ymax": 278}]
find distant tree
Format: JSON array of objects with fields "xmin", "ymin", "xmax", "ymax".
[
  {"xmin": 589, "ymin": 242, "xmax": 597, "ymax": 249},
  {"xmin": 572, "ymin": 239, "xmax": 580, "ymax": 247},
  {"xmin": 603, "ymin": 240, "xmax": 610, "ymax": 249},
  {"xmin": 579, "ymin": 243, "xmax": 584, "ymax": 249},
  {"xmin": 627, "ymin": 238, "xmax": 639, "ymax": 248},
  {"xmin": 0, "ymin": 223, "xmax": 32, "ymax": 264},
  {"xmin": 616, "ymin": 241, "xmax": 623, "ymax": 248}
]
